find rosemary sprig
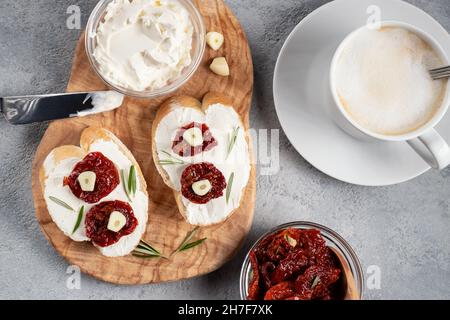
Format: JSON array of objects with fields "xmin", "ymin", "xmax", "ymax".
[
  {"xmin": 133, "ymin": 229, "xmax": 207, "ymax": 259},
  {"xmin": 311, "ymin": 276, "xmax": 321, "ymax": 289},
  {"xmin": 172, "ymin": 227, "xmax": 207, "ymax": 255},
  {"xmin": 226, "ymin": 127, "xmax": 240, "ymax": 159},
  {"xmin": 174, "ymin": 227, "xmax": 198, "ymax": 253},
  {"xmin": 179, "ymin": 238, "xmax": 207, "ymax": 252},
  {"xmin": 226, "ymin": 172, "xmax": 234, "ymax": 204},
  {"xmin": 128, "ymin": 165, "xmax": 137, "ymax": 196},
  {"xmin": 132, "ymin": 239, "xmax": 167, "ymax": 259},
  {"xmin": 158, "ymin": 150, "xmax": 186, "ymax": 166},
  {"xmin": 72, "ymin": 206, "xmax": 84, "ymax": 235},
  {"xmin": 121, "ymin": 165, "xmax": 137, "ymax": 202},
  {"xmin": 121, "ymin": 170, "xmax": 132, "ymax": 202},
  {"xmin": 158, "ymin": 160, "xmax": 185, "ymax": 166},
  {"xmin": 49, "ymin": 196, "xmax": 74, "ymax": 212}
]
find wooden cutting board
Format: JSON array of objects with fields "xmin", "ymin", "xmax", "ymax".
[{"xmin": 31, "ymin": 0, "xmax": 255, "ymax": 285}]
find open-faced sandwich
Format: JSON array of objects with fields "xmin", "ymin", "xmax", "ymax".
[
  {"xmin": 40, "ymin": 127, "xmax": 148, "ymax": 257},
  {"xmin": 152, "ymin": 92, "xmax": 251, "ymax": 226}
]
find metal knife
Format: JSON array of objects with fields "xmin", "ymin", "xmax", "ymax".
[{"xmin": 0, "ymin": 91, "xmax": 124, "ymax": 125}]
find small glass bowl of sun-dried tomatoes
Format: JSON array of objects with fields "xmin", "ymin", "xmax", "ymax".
[{"xmin": 239, "ymin": 221, "xmax": 363, "ymax": 300}]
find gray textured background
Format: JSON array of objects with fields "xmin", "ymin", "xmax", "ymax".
[{"xmin": 0, "ymin": 0, "xmax": 449, "ymax": 300}]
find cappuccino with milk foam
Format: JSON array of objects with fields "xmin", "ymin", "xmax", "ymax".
[{"xmin": 333, "ymin": 27, "xmax": 448, "ymax": 136}]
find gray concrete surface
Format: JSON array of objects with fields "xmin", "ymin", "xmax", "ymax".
[{"xmin": 0, "ymin": 0, "xmax": 449, "ymax": 300}]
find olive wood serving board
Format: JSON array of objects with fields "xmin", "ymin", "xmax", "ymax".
[{"xmin": 31, "ymin": 0, "xmax": 255, "ymax": 284}]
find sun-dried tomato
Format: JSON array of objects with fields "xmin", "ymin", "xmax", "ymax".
[
  {"xmin": 254, "ymin": 230, "xmax": 292, "ymax": 263},
  {"xmin": 264, "ymin": 281, "xmax": 296, "ymax": 300},
  {"xmin": 172, "ymin": 122, "xmax": 217, "ymax": 157},
  {"xmin": 180, "ymin": 162, "xmax": 226, "ymax": 204},
  {"xmin": 85, "ymin": 200, "xmax": 138, "ymax": 247},
  {"xmin": 270, "ymin": 248, "xmax": 309, "ymax": 284},
  {"xmin": 294, "ymin": 265, "xmax": 341, "ymax": 300},
  {"xmin": 247, "ymin": 228, "xmax": 342, "ymax": 300},
  {"xmin": 261, "ymin": 261, "xmax": 276, "ymax": 289},
  {"xmin": 63, "ymin": 152, "xmax": 119, "ymax": 204}
]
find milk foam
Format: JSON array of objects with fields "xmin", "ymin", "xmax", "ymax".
[{"xmin": 333, "ymin": 27, "xmax": 447, "ymax": 135}]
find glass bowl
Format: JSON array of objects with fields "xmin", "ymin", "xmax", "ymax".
[
  {"xmin": 239, "ymin": 221, "xmax": 364, "ymax": 300},
  {"xmin": 85, "ymin": 0, "xmax": 206, "ymax": 99}
]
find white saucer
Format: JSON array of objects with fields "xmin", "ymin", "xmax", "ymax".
[{"xmin": 274, "ymin": 0, "xmax": 450, "ymax": 186}]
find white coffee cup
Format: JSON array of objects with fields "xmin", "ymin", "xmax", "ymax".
[{"xmin": 330, "ymin": 21, "xmax": 450, "ymax": 170}]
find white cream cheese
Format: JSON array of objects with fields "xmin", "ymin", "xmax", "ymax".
[
  {"xmin": 43, "ymin": 140, "xmax": 148, "ymax": 257},
  {"xmin": 76, "ymin": 91, "xmax": 124, "ymax": 117},
  {"xmin": 155, "ymin": 104, "xmax": 251, "ymax": 225},
  {"xmin": 93, "ymin": 0, "xmax": 194, "ymax": 92}
]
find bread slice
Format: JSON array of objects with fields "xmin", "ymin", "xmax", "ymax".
[
  {"xmin": 40, "ymin": 127, "xmax": 149, "ymax": 257},
  {"xmin": 152, "ymin": 92, "xmax": 251, "ymax": 226}
]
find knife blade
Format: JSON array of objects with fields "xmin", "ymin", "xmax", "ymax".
[{"xmin": 0, "ymin": 91, "xmax": 124, "ymax": 125}]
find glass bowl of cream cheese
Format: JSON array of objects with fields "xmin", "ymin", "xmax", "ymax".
[{"xmin": 85, "ymin": 0, "xmax": 206, "ymax": 98}]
